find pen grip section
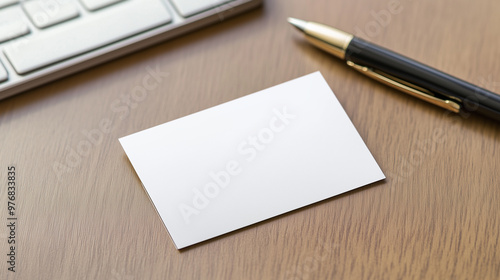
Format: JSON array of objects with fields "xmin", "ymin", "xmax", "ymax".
[{"xmin": 345, "ymin": 37, "xmax": 500, "ymax": 120}]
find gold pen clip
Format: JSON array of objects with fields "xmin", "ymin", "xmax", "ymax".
[{"xmin": 346, "ymin": 61, "xmax": 461, "ymax": 113}]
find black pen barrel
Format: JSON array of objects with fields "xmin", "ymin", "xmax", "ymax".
[{"xmin": 345, "ymin": 37, "xmax": 500, "ymax": 121}]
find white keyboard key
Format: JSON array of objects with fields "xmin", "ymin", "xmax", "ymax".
[
  {"xmin": 4, "ymin": 0, "xmax": 171, "ymax": 74},
  {"xmin": 170, "ymin": 0, "xmax": 230, "ymax": 17},
  {"xmin": 0, "ymin": 6, "xmax": 30, "ymax": 43},
  {"xmin": 23, "ymin": 0, "xmax": 80, "ymax": 28},
  {"xmin": 0, "ymin": 0, "xmax": 18, "ymax": 8},
  {"xmin": 0, "ymin": 62, "xmax": 7, "ymax": 83},
  {"xmin": 79, "ymin": 0, "xmax": 123, "ymax": 11}
]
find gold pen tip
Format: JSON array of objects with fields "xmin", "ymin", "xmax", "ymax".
[{"xmin": 287, "ymin": 17, "xmax": 307, "ymax": 32}]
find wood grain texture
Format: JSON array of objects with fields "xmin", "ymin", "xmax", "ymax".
[{"xmin": 1, "ymin": 0, "xmax": 500, "ymax": 279}]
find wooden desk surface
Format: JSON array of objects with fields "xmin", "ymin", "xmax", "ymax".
[{"xmin": 1, "ymin": 0, "xmax": 499, "ymax": 279}]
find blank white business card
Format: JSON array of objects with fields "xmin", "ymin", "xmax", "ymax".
[{"xmin": 119, "ymin": 72, "xmax": 385, "ymax": 249}]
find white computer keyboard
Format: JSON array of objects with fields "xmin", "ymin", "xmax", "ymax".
[{"xmin": 0, "ymin": 0, "xmax": 262, "ymax": 99}]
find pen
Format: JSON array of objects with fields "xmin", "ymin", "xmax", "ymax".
[{"xmin": 288, "ymin": 18, "xmax": 500, "ymax": 121}]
